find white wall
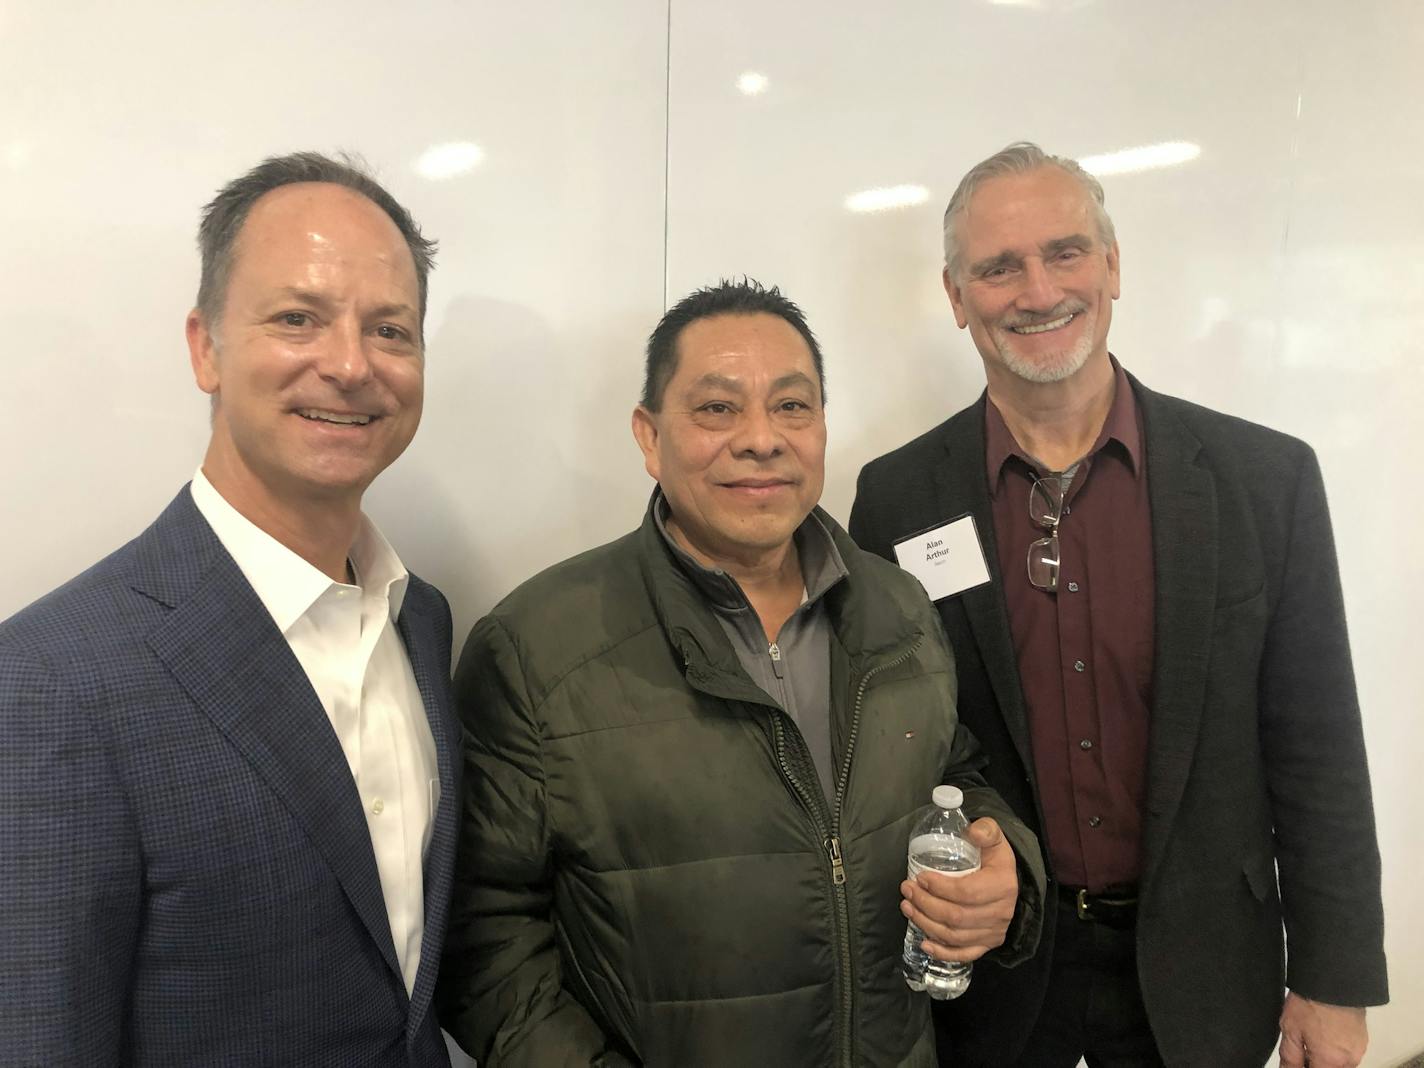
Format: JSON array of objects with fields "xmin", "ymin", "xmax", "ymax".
[{"xmin": 1, "ymin": 1, "xmax": 1418, "ymax": 1063}]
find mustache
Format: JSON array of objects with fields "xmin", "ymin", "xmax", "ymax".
[{"xmin": 1002, "ymin": 301, "xmax": 1087, "ymax": 330}]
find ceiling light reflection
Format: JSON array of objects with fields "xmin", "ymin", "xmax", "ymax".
[
  {"xmin": 845, "ymin": 184, "xmax": 931, "ymax": 213},
  {"xmin": 1077, "ymin": 141, "xmax": 1201, "ymax": 176},
  {"xmin": 737, "ymin": 72, "xmax": 769, "ymax": 95},
  {"xmin": 414, "ymin": 141, "xmax": 485, "ymax": 181},
  {"xmin": 4, "ymin": 141, "xmax": 32, "ymax": 170}
]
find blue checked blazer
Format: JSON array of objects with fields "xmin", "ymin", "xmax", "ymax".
[{"xmin": 0, "ymin": 486, "xmax": 460, "ymax": 1067}]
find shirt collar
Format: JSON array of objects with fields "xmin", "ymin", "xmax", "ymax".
[
  {"xmin": 652, "ymin": 489, "xmax": 848, "ymax": 613},
  {"xmin": 189, "ymin": 468, "xmax": 408, "ymax": 633},
  {"xmin": 983, "ymin": 354, "xmax": 1143, "ymax": 498}
]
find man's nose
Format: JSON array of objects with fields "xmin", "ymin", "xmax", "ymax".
[
  {"xmin": 316, "ymin": 321, "xmax": 374, "ymax": 390},
  {"xmin": 1017, "ymin": 258, "xmax": 1065, "ymax": 312},
  {"xmin": 731, "ymin": 405, "xmax": 785, "ymax": 458}
]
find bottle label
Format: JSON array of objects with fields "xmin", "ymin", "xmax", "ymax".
[{"xmin": 907, "ymin": 832, "xmax": 980, "ymax": 879}]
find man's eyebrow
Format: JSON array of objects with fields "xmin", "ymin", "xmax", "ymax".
[
  {"xmin": 1041, "ymin": 234, "xmax": 1094, "ymax": 255},
  {"xmin": 366, "ymin": 301, "xmax": 418, "ymax": 321},
  {"xmin": 271, "ymin": 286, "xmax": 337, "ymax": 309},
  {"xmin": 268, "ymin": 289, "xmax": 415, "ymax": 320},
  {"xmin": 688, "ymin": 373, "xmax": 747, "ymax": 394},
  {"xmin": 770, "ymin": 371, "xmax": 817, "ymax": 393}
]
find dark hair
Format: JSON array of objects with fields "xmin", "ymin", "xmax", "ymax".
[
  {"xmin": 195, "ymin": 151, "xmax": 438, "ymax": 338},
  {"xmin": 642, "ymin": 278, "xmax": 826, "ymax": 411}
]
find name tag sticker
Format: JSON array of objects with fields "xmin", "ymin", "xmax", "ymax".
[{"xmin": 893, "ymin": 514, "xmax": 991, "ymax": 601}]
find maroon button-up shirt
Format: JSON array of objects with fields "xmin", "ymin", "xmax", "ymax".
[{"xmin": 985, "ymin": 358, "xmax": 1154, "ymax": 891}]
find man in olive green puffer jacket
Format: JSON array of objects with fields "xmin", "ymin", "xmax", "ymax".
[{"xmin": 438, "ymin": 280, "xmax": 1046, "ymax": 1067}]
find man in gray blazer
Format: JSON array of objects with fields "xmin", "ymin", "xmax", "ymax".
[
  {"xmin": 0, "ymin": 153, "xmax": 459, "ymax": 1065},
  {"xmin": 850, "ymin": 143, "xmax": 1387, "ymax": 1068}
]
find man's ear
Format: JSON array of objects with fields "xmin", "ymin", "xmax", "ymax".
[
  {"xmin": 1106, "ymin": 240, "xmax": 1121, "ymax": 301},
  {"xmin": 630, "ymin": 405, "xmax": 661, "ymax": 483},
  {"xmin": 187, "ymin": 308, "xmax": 221, "ymax": 395},
  {"xmin": 943, "ymin": 268, "xmax": 969, "ymax": 330}
]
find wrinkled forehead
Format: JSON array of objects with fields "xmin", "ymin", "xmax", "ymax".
[
  {"xmin": 672, "ymin": 312, "xmax": 819, "ymax": 388},
  {"xmin": 961, "ymin": 167, "xmax": 1099, "ymax": 247}
]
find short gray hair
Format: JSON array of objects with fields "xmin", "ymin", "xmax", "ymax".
[
  {"xmin": 195, "ymin": 151, "xmax": 437, "ymax": 339},
  {"xmin": 941, "ymin": 142, "xmax": 1116, "ymax": 279}
]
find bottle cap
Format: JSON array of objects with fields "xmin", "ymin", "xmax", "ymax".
[{"xmin": 932, "ymin": 785, "xmax": 964, "ymax": 810}]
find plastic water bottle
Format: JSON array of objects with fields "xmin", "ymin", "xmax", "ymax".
[{"xmin": 901, "ymin": 785, "xmax": 981, "ymax": 1000}]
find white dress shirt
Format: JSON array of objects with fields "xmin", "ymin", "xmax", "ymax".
[{"xmin": 190, "ymin": 470, "xmax": 438, "ymax": 995}]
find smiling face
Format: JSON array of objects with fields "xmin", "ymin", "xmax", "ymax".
[
  {"xmin": 631, "ymin": 312, "xmax": 826, "ymax": 570},
  {"xmin": 944, "ymin": 165, "xmax": 1120, "ymax": 386},
  {"xmin": 187, "ymin": 182, "xmax": 424, "ymax": 522}
]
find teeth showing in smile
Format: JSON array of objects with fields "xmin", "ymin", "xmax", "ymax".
[
  {"xmin": 1012, "ymin": 313, "xmax": 1075, "ymax": 335},
  {"xmin": 297, "ymin": 408, "xmax": 371, "ymax": 425}
]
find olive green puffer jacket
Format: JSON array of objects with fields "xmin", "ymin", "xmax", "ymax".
[{"xmin": 439, "ymin": 505, "xmax": 1044, "ymax": 1067}]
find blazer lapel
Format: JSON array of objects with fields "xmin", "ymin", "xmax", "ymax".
[
  {"xmin": 398, "ymin": 596, "xmax": 460, "ymax": 1034},
  {"xmin": 935, "ymin": 402, "xmax": 1037, "ymax": 779},
  {"xmin": 135, "ymin": 491, "xmax": 403, "ymax": 983},
  {"xmin": 1135, "ymin": 380, "xmax": 1218, "ymax": 894}
]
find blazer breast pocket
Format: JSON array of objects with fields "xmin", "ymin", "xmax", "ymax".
[
  {"xmin": 1215, "ymin": 581, "xmax": 1266, "ymax": 613},
  {"xmin": 1242, "ymin": 850, "xmax": 1278, "ymax": 904}
]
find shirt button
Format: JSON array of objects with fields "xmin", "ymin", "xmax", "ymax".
[
  {"xmin": 1079, "ymin": 739, "xmax": 1093, "ymax": 750},
  {"xmin": 1073, "ymin": 659, "xmax": 1086, "ymax": 673},
  {"xmin": 1088, "ymin": 815, "xmax": 1102, "ymax": 828},
  {"xmin": 1067, "ymin": 581, "xmax": 1080, "ymax": 592},
  {"xmin": 371, "ymin": 797, "xmax": 384, "ymax": 815}
]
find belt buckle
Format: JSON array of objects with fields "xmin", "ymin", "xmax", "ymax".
[{"xmin": 1075, "ymin": 887, "xmax": 1090, "ymax": 921}]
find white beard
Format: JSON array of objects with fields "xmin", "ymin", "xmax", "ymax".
[{"xmin": 992, "ymin": 308, "xmax": 1096, "ymax": 384}]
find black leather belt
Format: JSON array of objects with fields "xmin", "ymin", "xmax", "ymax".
[{"xmin": 1057, "ymin": 884, "xmax": 1139, "ymax": 928}]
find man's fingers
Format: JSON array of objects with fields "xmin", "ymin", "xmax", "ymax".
[
  {"xmin": 912, "ymin": 867, "xmax": 983, "ymax": 903},
  {"xmin": 900, "ymin": 897, "xmax": 1006, "ymax": 954},
  {"xmin": 1278, "ymin": 1029, "xmax": 1305, "ymax": 1068},
  {"xmin": 920, "ymin": 936, "xmax": 991, "ymax": 963},
  {"xmin": 1278, "ymin": 991, "xmax": 1368, "ymax": 1068},
  {"xmin": 909, "ymin": 866, "xmax": 1011, "ymax": 907},
  {"xmin": 966, "ymin": 816, "xmax": 1004, "ymax": 849}
]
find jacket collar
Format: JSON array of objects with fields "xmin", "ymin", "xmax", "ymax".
[
  {"xmin": 635, "ymin": 492, "xmax": 922, "ymax": 703},
  {"xmin": 650, "ymin": 488, "xmax": 848, "ymax": 613},
  {"xmin": 932, "ymin": 397, "xmax": 1038, "ymax": 777},
  {"xmin": 128, "ymin": 487, "xmax": 434, "ymax": 1005}
]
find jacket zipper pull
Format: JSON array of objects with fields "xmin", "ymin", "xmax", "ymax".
[
  {"xmin": 768, "ymin": 641, "xmax": 785, "ymax": 679},
  {"xmin": 825, "ymin": 836, "xmax": 847, "ymax": 885}
]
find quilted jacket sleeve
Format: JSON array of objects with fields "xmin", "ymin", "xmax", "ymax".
[{"xmin": 437, "ymin": 615, "xmax": 635, "ymax": 1067}]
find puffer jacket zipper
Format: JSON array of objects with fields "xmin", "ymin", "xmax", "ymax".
[
  {"xmin": 825, "ymin": 636, "xmax": 923, "ymax": 1068},
  {"xmin": 687, "ymin": 634, "xmax": 925, "ymax": 1068},
  {"xmin": 765, "ymin": 717, "xmax": 844, "ymax": 1064}
]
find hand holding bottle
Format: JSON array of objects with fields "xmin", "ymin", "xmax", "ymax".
[{"xmin": 900, "ymin": 813, "xmax": 1019, "ymax": 965}]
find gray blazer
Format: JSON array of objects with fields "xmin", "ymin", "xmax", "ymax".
[
  {"xmin": 849, "ymin": 373, "xmax": 1387, "ymax": 1068},
  {"xmin": 0, "ymin": 487, "xmax": 459, "ymax": 1066}
]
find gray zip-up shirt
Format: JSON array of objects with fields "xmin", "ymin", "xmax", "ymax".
[{"xmin": 655, "ymin": 493, "xmax": 849, "ymax": 802}]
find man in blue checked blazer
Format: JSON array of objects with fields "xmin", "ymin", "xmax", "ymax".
[{"xmin": 0, "ymin": 153, "xmax": 460, "ymax": 1066}]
